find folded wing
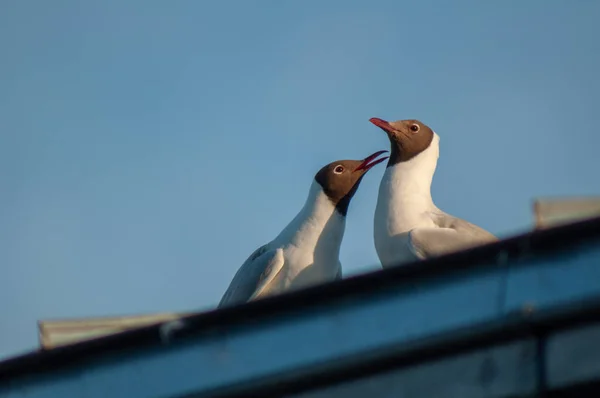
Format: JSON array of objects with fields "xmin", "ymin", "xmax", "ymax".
[
  {"xmin": 408, "ymin": 223, "xmax": 497, "ymax": 259},
  {"xmin": 218, "ymin": 245, "xmax": 285, "ymax": 308}
]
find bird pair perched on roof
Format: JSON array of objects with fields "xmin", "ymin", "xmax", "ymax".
[{"xmin": 218, "ymin": 117, "xmax": 498, "ymax": 308}]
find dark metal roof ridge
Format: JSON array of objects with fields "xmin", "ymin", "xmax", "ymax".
[{"xmin": 1, "ymin": 215, "xmax": 600, "ymax": 383}]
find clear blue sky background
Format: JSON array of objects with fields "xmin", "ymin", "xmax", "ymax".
[{"xmin": 1, "ymin": 1, "xmax": 599, "ymax": 360}]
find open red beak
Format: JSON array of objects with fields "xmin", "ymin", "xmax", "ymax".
[
  {"xmin": 354, "ymin": 150, "xmax": 389, "ymax": 172},
  {"xmin": 369, "ymin": 117, "xmax": 394, "ymax": 134}
]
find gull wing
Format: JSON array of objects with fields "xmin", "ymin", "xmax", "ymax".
[
  {"xmin": 218, "ymin": 245, "xmax": 285, "ymax": 308},
  {"xmin": 408, "ymin": 224, "xmax": 498, "ymax": 259}
]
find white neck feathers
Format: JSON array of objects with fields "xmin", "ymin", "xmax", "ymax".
[
  {"xmin": 384, "ymin": 133, "xmax": 439, "ymax": 203},
  {"xmin": 275, "ymin": 181, "xmax": 346, "ymax": 251},
  {"xmin": 376, "ymin": 133, "xmax": 440, "ymax": 234}
]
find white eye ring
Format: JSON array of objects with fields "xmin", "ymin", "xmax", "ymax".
[
  {"xmin": 333, "ymin": 165, "xmax": 344, "ymax": 174},
  {"xmin": 410, "ymin": 124, "xmax": 420, "ymax": 133}
]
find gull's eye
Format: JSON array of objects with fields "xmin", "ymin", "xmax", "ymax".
[{"xmin": 334, "ymin": 165, "xmax": 344, "ymax": 174}]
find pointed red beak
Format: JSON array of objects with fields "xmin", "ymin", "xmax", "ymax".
[
  {"xmin": 354, "ymin": 150, "xmax": 389, "ymax": 172},
  {"xmin": 369, "ymin": 117, "xmax": 394, "ymax": 134}
]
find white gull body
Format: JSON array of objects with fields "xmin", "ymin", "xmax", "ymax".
[
  {"xmin": 219, "ymin": 151, "xmax": 388, "ymax": 307},
  {"xmin": 374, "ymin": 133, "xmax": 498, "ymax": 268},
  {"xmin": 219, "ymin": 181, "xmax": 345, "ymax": 307}
]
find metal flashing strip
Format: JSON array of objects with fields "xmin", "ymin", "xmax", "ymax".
[{"xmin": 288, "ymin": 339, "xmax": 539, "ymax": 398}]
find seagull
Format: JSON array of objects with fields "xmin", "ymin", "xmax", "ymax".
[
  {"xmin": 218, "ymin": 150, "xmax": 389, "ymax": 307},
  {"xmin": 369, "ymin": 117, "xmax": 497, "ymax": 268}
]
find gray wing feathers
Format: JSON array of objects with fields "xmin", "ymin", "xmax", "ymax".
[
  {"xmin": 248, "ymin": 249, "xmax": 285, "ymax": 300},
  {"xmin": 431, "ymin": 211, "xmax": 497, "ymax": 241},
  {"xmin": 408, "ymin": 228, "xmax": 495, "ymax": 259},
  {"xmin": 409, "ymin": 212, "xmax": 498, "ymax": 259},
  {"xmin": 218, "ymin": 244, "xmax": 284, "ymax": 308}
]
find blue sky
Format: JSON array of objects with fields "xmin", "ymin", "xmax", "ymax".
[{"xmin": 1, "ymin": 1, "xmax": 599, "ymax": 360}]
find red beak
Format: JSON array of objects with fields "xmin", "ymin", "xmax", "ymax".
[
  {"xmin": 354, "ymin": 150, "xmax": 389, "ymax": 172},
  {"xmin": 369, "ymin": 117, "xmax": 394, "ymax": 134}
]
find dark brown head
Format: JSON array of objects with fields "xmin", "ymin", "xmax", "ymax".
[
  {"xmin": 369, "ymin": 118, "xmax": 435, "ymax": 167},
  {"xmin": 314, "ymin": 150, "xmax": 388, "ymax": 216}
]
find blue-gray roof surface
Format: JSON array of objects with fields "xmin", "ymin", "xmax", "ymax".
[{"xmin": 1, "ymin": 216, "xmax": 599, "ymax": 398}]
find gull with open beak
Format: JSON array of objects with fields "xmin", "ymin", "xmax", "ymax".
[
  {"xmin": 369, "ymin": 117, "xmax": 497, "ymax": 268},
  {"xmin": 219, "ymin": 150, "xmax": 389, "ymax": 307}
]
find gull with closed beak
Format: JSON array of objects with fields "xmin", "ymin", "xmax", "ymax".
[{"xmin": 369, "ymin": 117, "xmax": 497, "ymax": 268}]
